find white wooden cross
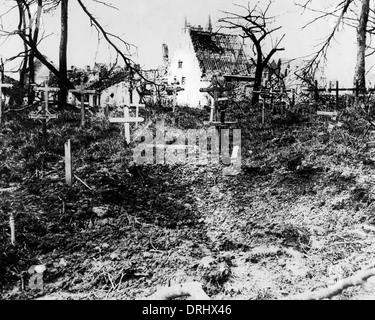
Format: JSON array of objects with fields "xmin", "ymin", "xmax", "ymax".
[
  {"xmin": 109, "ymin": 106, "xmax": 144, "ymax": 144},
  {"xmin": 69, "ymin": 82, "xmax": 96, "ymax": 127},
  {"xmin": 0, "ymin": 78, "xmax": 13, "ymax": 125}
]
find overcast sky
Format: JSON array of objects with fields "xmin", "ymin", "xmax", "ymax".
[{"xmin": 0, "ymin": 0, "xmax": 373, "ymax": 86}]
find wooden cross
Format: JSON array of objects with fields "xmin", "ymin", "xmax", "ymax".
[
  {"xmin": 253, "ymin": 89, "xmax": 276, "ymax": 125},
  {"xmin": 109, "ymin": 106, "xmax": 144, "ymax": 144},
  {"xmin": 33, "ymin": 82, "xmax": 59, "ymax": 112},
  {"xmin": 167, "ymin": 78, "xmax": 184, "ymax": 112},
  {"xmin": 200, "ymin": 75, "xmax": 234, "ymax": 125},
  {"xmin": 0, "ymin": 78, "xmax": 13, "ymax": 125},
  {"xmin": 69, "ymin": 82, "xmax": 96, "ymax": 127},
  {"xmin": 29, "ymin": 82, "xmax": 59, "ymax": 145}
]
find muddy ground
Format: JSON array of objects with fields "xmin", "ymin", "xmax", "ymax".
[{"xmin": 1, "ymin": 103, "xmax": 375, "ymax": 300}]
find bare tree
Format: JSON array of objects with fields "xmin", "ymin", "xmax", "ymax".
[
  {"xmin": 355, "ymin": 0, "xmax": 370, "ymax": 89},
  {"xmin": 219, "ymin": 1, "xmax": 285, "ymax": 105},
  {"xmin": 58, "ymin": 0, "xmax": 68, "ymax": 106},
  {"xmin": 298, "ymin": 0, "xmax": 371, "ymax": 91},
  {"xmin": 0, "ymin": 0, "xmax": 162, "ymax": 109}
]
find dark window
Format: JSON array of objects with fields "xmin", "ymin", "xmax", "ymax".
[{"xmin": 178, "ymin": 60, "xmax": 183, "ymax": 68}]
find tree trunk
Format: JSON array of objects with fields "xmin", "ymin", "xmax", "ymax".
[
  {"xmin": 251, "ymin": 55, "xmax": 264, "ymax": 106},
  {"xmin": 28, "ymin": 0, "xmax": 42, "ymax": 104},
  {"xmin": 59, "ymin": 0, "xmax": 69, "ymax": 108},
  {"xmin": 354, "ymin": 0, "xmax": 370, "ymax": 90}
]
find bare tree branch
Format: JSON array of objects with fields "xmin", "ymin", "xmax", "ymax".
[{"xmin": 219, "ymin": 0, "xmax": 285, "ymax": 105}]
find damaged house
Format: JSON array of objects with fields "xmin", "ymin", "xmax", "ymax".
[{"xmin": 165, "ymin": 21, "xmax": 253, "ymax": 108}]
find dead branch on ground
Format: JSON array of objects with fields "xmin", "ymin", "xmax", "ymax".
[{"xmin": 145, "ymin": 282, "xmax": 211, "ymax": 300}]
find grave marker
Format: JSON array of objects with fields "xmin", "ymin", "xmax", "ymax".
[
  {"xmin": 0, "ymin": 79, "xmax": 13, "ymax": 125},
  {"xmin": 29, "ymin": 83, "xmax": 59, "ymax": 145},
  {"xmin": 254, "ymin": 89, "xmax": 275, "ymax": 125},
  {"xmin": 65, "ymin": 139, "xmax": 73, "ymax": 186},
  {"xmin": 109, "ymin": 106, "xmax": 144, "ymax": 144},
  {"xmin": 200, "ymin": 75, "xmax": 234, "ymax": 125},
  {"xmin": 69, "ymin": 82, "xmax": 96, "ymax": 127},
  {"xmin": 167, "ymin": 78, "xmax": 184, "ymax": 112}
]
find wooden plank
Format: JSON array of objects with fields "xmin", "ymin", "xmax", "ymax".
[
  {"xmin": 317, "ymin": 111, "xmax": 338, "ymax": 117},
  {"xmin": 204, "ymin": 121, "xmax": 237, "ymax": 126},
  {"xmin": 124, "ymin": 107, "xmax": 131, "ymax": 143},
  {"xmin": 109, "ymin": 117, "xmax": 144, "ymax": 123},
  {"xmin": 218, "ymin": 97, "xmax": 229, "ymax": 102},
  {"xmin": 223, "ymin": 75, "xmax": 255, "ymax": 82}
]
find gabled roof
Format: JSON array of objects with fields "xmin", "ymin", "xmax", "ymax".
[{"xmin": 189, "ymin": 28, "xmax": 252, "ymax": 76}]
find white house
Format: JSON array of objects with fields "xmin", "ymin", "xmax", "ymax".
[
  {"xmin": 166, "ymin": 23, "xmax": 252, "ymax": 108},
  {"xmin": 100, "ymin": 80, "xmax": 141, "ymax": 107}
]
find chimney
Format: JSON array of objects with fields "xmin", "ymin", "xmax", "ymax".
[
  {"xmin": 162, "ymin": 44, "xmax": 169, "ymax": 61},
  {"xmin": 86, "ymin": 65, "xmax": 91, "ymax": 72}
]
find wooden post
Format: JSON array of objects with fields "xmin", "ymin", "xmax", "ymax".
[
  {"xmin": 65, "ymin": 139, "xmax": 72, "ymax": 186},
  {"xmin": 336, "ymin": 81, "xmax": 339, "ymax": 110},
  {"xmin": 210, "ymin": 104, "xmax": 215, "ymax": 122},
  {"xmin": 315, "ymin": 80, "xmax": 319, "ymax": 102},
  {"xmin": 123, "ymin": 106, "xmax": 131, "ymax": 143},
  {"xmin": 0, "ymin": 79, "xmax": 12, "ymax": 125}
]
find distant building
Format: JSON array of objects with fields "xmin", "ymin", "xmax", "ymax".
[
  {"xmin": 100, "ymin": 80, "xmax": 141, "ymax": 107},
  {"xmin": 165, "ymin": 20, "xmax": 253, "ymax": 108}
]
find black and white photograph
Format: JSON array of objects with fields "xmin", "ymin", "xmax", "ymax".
[{"xmin": 1, "ymin": 0, "xmax": 375, "ymax": 304}]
